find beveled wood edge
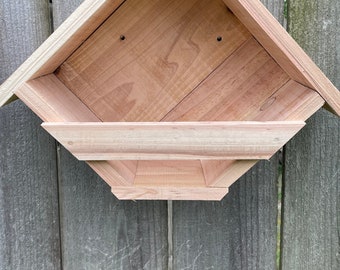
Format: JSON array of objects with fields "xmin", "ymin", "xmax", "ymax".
[
  {"xmin": 41, "ymin": 121, "xmax": 305, "ymax": 160},
  {"xmin": 223, "ymin": 0, "xmax": 340, "ymax": 116},
  {"xmin": 111, "ymin": 186, "xmax": 229, "ymax": 201},
  {"xmin": 16, "ymin": 74, "xmax": 136, "ymax": 187},
  {"xmin": 0, "ymin": 0, "xmax": 125, "ymax": 107}
]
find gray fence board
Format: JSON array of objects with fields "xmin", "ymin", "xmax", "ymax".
[
  {"xmin": 282, "ymin": 0, "xmax": 340, "ymax": 269},
  {"xmin": 1, "ymin": 0, "xmax": 339, "ymax": 269},
  {"xmin": 172, "ymin": 1, "xmax": 284, "ymax": 269},
  {"xmin": 52, "ymin": 0, "xmax": 85, "ymax": 29},
  {"xmin": 58, "ymin": 148, "xmax": 168, "ymax": 269},
  {"xmin": 0, "ymin": 1, "xmax": 61, "ymax": 269},
  {"xmin": 173, "ymin": 157, "xmax": 279, "ymax": 270},
  {"xmin": 0, "ymin": 1, "xmax": 51, "ymax": 82},
  {"xmin": 52, "ymin": 1, "xmax": 168, "ymax": 269}
]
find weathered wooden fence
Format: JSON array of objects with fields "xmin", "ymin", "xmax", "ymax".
[{"xmin": 0, "ymin": 0, "xmax": 338, "ymax": 269}]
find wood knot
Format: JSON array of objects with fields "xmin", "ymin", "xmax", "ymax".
[{"xmin": 260, "ymin": 96, "xmax": 277, "ymax": 111}]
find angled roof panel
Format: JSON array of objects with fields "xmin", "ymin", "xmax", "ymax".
[
  {"xmin": 0, "ymin": 0, "xmax": 124, "ymax": 107},
  {"xmin": 223, "ymin": 0, "xmax": 340, "ymax": 116}
]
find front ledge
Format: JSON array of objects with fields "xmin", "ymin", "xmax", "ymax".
[{"xmin": 41, "ymin": 121, "xmax": 303, "ymax": 200}]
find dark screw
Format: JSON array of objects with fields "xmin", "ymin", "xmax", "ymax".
[{"xmin": 217, "ymin": 36, "xmax": 222, "ymax": 42}]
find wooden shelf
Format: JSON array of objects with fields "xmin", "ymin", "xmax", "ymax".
[
  {"xmin": 42, "ymin": 121, "xmax": 304, "ymax": 160},
  {"xmin": 1, "ymin": 0, "xmax": 338, "ymax": 200}
]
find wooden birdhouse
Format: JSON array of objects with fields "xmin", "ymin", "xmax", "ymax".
[{"xmin": 1, "ymin": 0, "xmax": 339, "ymax": 200}]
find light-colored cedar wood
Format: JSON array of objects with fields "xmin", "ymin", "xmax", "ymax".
[
  {"xmin": 16, "ymin": 74, "xmax": 136, "ymax": 186},
  {"xmin": 87, "ymin": 160, "xmax": 138, "ymax": 187},
  {"xmin": 199, "ymin": 80, "xmax": 324, "ymax": 187},
  {"xmin": 162, "ymin": 36, "xmax": 289, "ymax": 186},
  {"xmin": 56, "ymin": 0, "xmax": 251, "ymax": 122},
  {"xmin": 0, "ymin": 0, "xmax": 125, "ymax": 107},
  {"xmin": 51, "ymin": 0, "xmax": 251, "ymax": 193},
  {"xmin": 134, "ymin": 160, "xmax": 206, "ymax": 187},
  {"xmin": 16, "ymin": 74, "xmax": 99, "ymax": 122},
  {"xmin": 1, "ymin": 0, "xmax": 334, "ymax": 201},
  {"xmin": 112, "ymin": 186, "xmax": 228, "ymax": 201},
  {"xmin": 162, "ymin": 37, "xmax": 290, "ymax": 121},
  {"xmin": 161, "ymin": 34, "xmax": 323, "ymax": 187},
  {"xmin": 116, "ymin": 159, "xmax": 225, "ymax": 200},
  {"xmin": 201, "ymin": 160, "xmax": 257, "ymax": 187},
  {"xmin": 252, "ymin": 80, "xmax": 325, "ymax": 121},
  {"xmin": 15, "ymin": 75, "xmax": 216, "ymax": 191},
  {"xmin": 52, "ymin": 2, "xmax": 168, "ymax": 269},
  {"xmin": 156, "ymin": 1, "xmax": 285, "ymax": 268},
  {"xmin": 41, "ymin": 121, "xmax": 305, "ymax": 160},
  {"xmin": 222, "ymin": 0, "xmax": 340, "ymax": 116}
]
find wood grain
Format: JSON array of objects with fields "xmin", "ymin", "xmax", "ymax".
[
  {"xmin": 222, "ymin": 0, "xmax": 340, "ymax": 116},
  {"xmin": 6, "ymin": 0, "xmax": 327, "ymax": 197},
  {"xmin": 202, "ymin": 159, "xmax": 257, "ymax": 187},
  {"xmin": 282, "ymin": 0, "xmax": 340, "ymax": 269},
  {"xmin": 42, "ymin": 121, "xmax": 305, "ymax": 160},
  {"xmin": 0, "ymin": 1, "xmax": 61, "ymax": 269},
  {"xmin": 56, "ymin": 0, "xmax": 251, "ymax": 122},
  {"xmin": 134, "ymin": 160, "xmax": 205, "ymax": 187},
  {"xmin": 16, "ymin": 74, "xmax": 136, "ymax": 186},
  {"xmin": 0, "ymin": 0, "xmax": 125, "ymax": 107},
  {"xmin": 126, "ymin": 161, "xmax": 227, "ymax": 200},
  {"xmin": 162, "ymin": 34, "xmax": 322, "ymax": 188},
  {"xmin": 58, "ymin": 148, "xmax": 168, "ymax": 269},
  {"xmin": 52, "ymin": 1, "xmax": 168, "ymax": 268},
  {"xmin": 171, "ymin": 2, "xmax": 282, "ymax": 269},
  {"xmin": 283, "ymin": 112, "xmax": 339, "ymax": 270},
  {"xmin": 283, "ymin": 112, "xmax": 340, "ymax": 270},
  {"xmin": 112, "ymin": 186, "xmax": 228, "ymax": 201},
  {"xmin": 173, "ymin": 155, "xmax": 279, "ymax": 269},
  {"xmin": 163, "ymin": 37, "xmax": 290, "ymax": 121},
  {"xmin": 16, "ymin": 74, "xmax": 99, "ymax": 122}
]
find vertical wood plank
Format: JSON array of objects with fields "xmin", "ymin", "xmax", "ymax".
[
  {"xmin": 58, "ymin": 149, "xmax": 168, "ymax": 269},
  {"xmin": 0, "ymin": 1, "xmax": 51, "ymax": 83},
  {"xmin": 282, "ymin": 1, "xmax": 340, "ymax": 269},
  {"xmin": 52, "ymin": 0, "xmax": 86, "ymax": 29},
  {"xmin": 0, "ymin": 1, "xmax": 61, "ymax": 269},
  {"xmin": 51, "ymin": 1, "xmax": 168, "ymax": 269},
  {"xmin": 173, "ymin": 157, "xmax": 279, "ymax": 269},
  {"xmin": 172, "ymin": 1, "xmax": 283, "ymax": 269}
]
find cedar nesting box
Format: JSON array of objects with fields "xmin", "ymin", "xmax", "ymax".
[{"xmin": 1, "ymin": 0, "xmax": 339, "ymax": 200}]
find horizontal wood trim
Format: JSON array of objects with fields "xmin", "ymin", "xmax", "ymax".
[
  {"xmin": 112, "ymin": 186, "xmax": 228, "ymax": 201},
  {"xmin": 202, "ymin": 160, "xmax": 257, "ymax": 187},
  {"xmin": 223, "ymin": 0, "xmax": 340, "ymax": 116},
  {"xmin": 202, "ymin": 80, "xmax": 325, "ymax": 187},
  {"xmin": 134, "ymin": 160, "xmax": 206, "ymax": 187},
  {"xmin": 42, "ymin": 121, "xmax": 305, "ymax": 160},
  {"xmin": 16, "ymin": 74, "xmax": 135, "ymax": 186},
  {"xmin": 0, "ymin": 0, "xmax": 125, "ymax": 106}
]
